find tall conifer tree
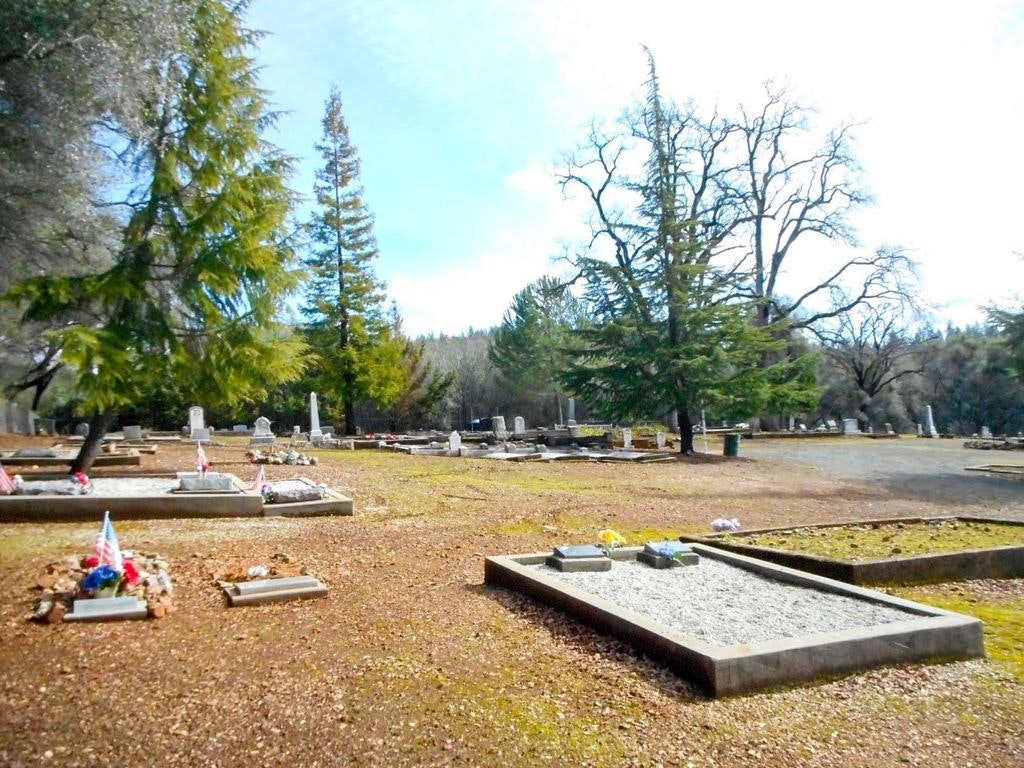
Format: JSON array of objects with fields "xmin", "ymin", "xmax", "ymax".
[
  {"xmin": 303, "ymin": 86, "xmax": 404, "ymax": 434},
  {"xmin": 8, "ymin": 0, "xmax": 307, "ymax": 470}
]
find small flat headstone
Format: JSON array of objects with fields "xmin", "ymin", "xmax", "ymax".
[
  {"xmin": 233, "ymin": 424, "xmax": 249, "ymax": 433},
  {"xmin": 122, "ymin": 425, "xmax": 143, "ymax": 441},
  {"xmin": 638, "ymin": 550, "xmax": 699, "ymax": 569},
  {"xmin": 553, "ymin": 544, "xmax": 605, "ymax": 559},
  {"xmin": 178, "ymin": 473, "xmax": 234, "ymax": 492},
  {"xmin": 545, "ymin": 554, "xmax": 612, "ymax": 572},
  {"xmin": 13, "ymin": 448, "xmax": 58, "ymax": 458},
  {"xmin": 234, "ymin": 575, "xmax": 322, "ymax": 596},
  {"xmin": 65, "ymin": 596, "xmax": 148, "ymax": 622},
  {"xmin": 643, "ymin": 541, "xmax": 692, "ymax": 556}
]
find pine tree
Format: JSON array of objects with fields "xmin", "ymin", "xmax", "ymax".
[
  {"xmin": 303, "ymin": 85, "xmax": 404, "ymax": 433},
  {"xmin": 7, "ymin": 0, "xmax": 307, "ymax": 471}
]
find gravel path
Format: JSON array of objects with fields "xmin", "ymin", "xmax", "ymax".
[{"xmin": 541, "ymin": 558, "xmax": 914, "ymax": 646}]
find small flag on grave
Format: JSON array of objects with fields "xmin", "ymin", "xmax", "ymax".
[
  {"xmin": 94, "ymin": 510, "xmax": 123, "ymax": 571},
  {"xmin": 250, "ymin": 464, "xmax": 267, "ymax": 492},
  {"xmin": 197, "ymin": 442, "xmax": 209, "ymax": 473},
  {"xmin": 0, "ymin": 462, "xmax": 16, "ymax": 495}
]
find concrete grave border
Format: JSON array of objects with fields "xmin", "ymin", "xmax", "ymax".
[
  {"xmin": 0, "ymin": 473, "xmax": 352, "ymax": 522},
  {"xmin": 680, "ymin": 515, "xmax": 1024, "ymax": 585},
  {"xmin": 484, "ymin": 544, "xmax": 984, "ymax": 697}
]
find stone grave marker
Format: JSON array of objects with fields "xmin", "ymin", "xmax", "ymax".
[
  {"xmin": 656, "ymin": 431, "xmax": 666, "ymax": 448},
  {"xmin": 179, "ymin": 472, "xmax": 234, "ymax": 492},
  {"xmin": 223, "ymin": 575, "xmax": 328, "ymax": 606},
  {"xmin": 65, "ymin": 596, "xmax": 148, "ymax": 622},
  {"xmin": 123, "ymin": 425, "xmax": 143, "ymax": 441},
  {"xmin": 981, "ymin": 426, "xmax": 993, "ymax": 439},
  {"xmin": 75, "ymin": 423, "xmax": 89, "ymax": 436},
  {"xmin": 547, "ymin": 544, "xmax": 611, "ymax": 572},
  {"xmin": 492, "ymin": 415, "xmax": 508, "ymax": 440},
  {"xmin": 309, "ymin": 392, "xmax": 323, "ymax": 442},
  {"xmin": 232, "ymin": 424, "xmax": 248, "ymax": 433},
  {"xmin": 826, "ymin": 419, "xmax": 838, "ymax": 432},
  {"xmin": 924, "ymin": 405, "xmax": 939, "ymax": 437},
  {"xmin": 638, "ymin": 541, "xmax": 699, "ymax": 569},
  {"xmin": 622, "ymin": 427, "xmax": 633, "ymax": 449},
  {"xmin": 884, "ymin": 422, "xmax": 894, "ymax": 435},
  {"xmin": 250, "ymin": 416, "xmax": 275, "ymax": 445},
  {"xmin": 448, "ymin": 431, "xmax": 461, "ymax": 455},
  {"xmin": 513, "ymin": 416, "xmax": 526, "ymax": 438},
  {"xmin": 842, "ymin": 418, "xmax": 859, "ymax": 435},
  {"xmin": 189, "ymin": 406, "xmax": 205, "ymax": 440},
  {"xmin": 191, "ymin": 427, "xmax": 212, "ymax": 443},
  {"xmin": 566, "ymin": 397, "xmax": 577, "ymax": 427}
]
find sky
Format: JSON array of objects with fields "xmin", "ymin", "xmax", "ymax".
[{"xmin": 247, "ymin": 0, "xmax": 1024, "ymax": 337}]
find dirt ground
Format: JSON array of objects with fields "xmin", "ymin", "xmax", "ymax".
[{"xmin": 0, "ymin": 434, "xmax": 1022, "ymax": 767}]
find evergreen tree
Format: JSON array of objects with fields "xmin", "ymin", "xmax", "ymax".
[
  {"xmin": 489, "ymin": 276, "xmax": 585, "ymax": 423},
  {"xmin": 7, "ymin": 0, "xmax": 307, "ymax": 471},
  {"xmin": 560, "ymin": 53, "xmax": 817, "ymax": 453},
  {"xmin": 303, "ymin": 85, "xmax": 404, "ymax": 434}
]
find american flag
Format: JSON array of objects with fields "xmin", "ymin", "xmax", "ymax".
[
  {"xmin": 250, "ymin": 464, "xmax": 266, "ymax": 492},
  {"xmin": 0, "ymin": 462, "xmax": 15, "ymax": 495},
  {"xmin": 94, "ymin": 511, "xmax": 123, "ymax": 571},
  {"xmin": 196, "ymin": 442, "xmax": 208, "ymax": 472}
]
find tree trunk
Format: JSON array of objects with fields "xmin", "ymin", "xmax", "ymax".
[
  {"xmin": 342, "ymin": 370, "xmax": 357, "ymax": 435},
  {"xmin": 71, "ymin": 411, "xmax": 116, "ymax": 474},
  {"xmin": 677, "ymin": 407, "xmax": 694, "ymax": 454}
]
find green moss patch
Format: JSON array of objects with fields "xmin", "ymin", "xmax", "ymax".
[{"xmin": 741, "ymin": 519, "xmax": 1024, "ymax": 562}]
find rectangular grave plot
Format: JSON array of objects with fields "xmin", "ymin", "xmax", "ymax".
[
  {"xmin": 681, "ymin": 515, "xmax": 1024, "ymax": 585},
  {"xmin": 484, "ymin": 544, "xmax": 984, "ymax": 697},
  {"xmin": 65, "ymin": 596, "xmax": 149, "ymax": 622}
]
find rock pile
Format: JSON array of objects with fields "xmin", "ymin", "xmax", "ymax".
[{"xmin": 30, "ymin": 552, "xmax": 174, "ymax": 623}]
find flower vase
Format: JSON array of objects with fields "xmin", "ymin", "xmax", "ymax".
[{"xmin": 94, "ymin": 586, "xmax": 118, "ymax": 598}]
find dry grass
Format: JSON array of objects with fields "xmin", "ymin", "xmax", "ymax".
[{"xmin": 0, "ymin": 435, "xmax": 1021, "ymax": 767}]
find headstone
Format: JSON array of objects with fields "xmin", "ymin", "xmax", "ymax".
[
  {"xmin": 75, "ymin": 423, "xmax": 89, "ymax": 436},
  {"xmin": 224, "ymin": 575, "xmax": 328, "ymax": 606},
  {"xmin": 123, "ymin": 425, "xmax": 143, "ymax": 441},
  {"xmin": 826, "ymin": 419, "xmax": 838, "ymax": 432},
  {"xmin": 293, "ymin": 425, "xmax": 301, "ymax": 436},
  {"xmin": 546, "ymin": 544, "xmax": 611, "ymax": 573},
  {"xmin": 884, "ymin": 422, "xmax": 894, "ymax": 435},
  {"xmin": 513, "ymin": 416, "xmax": 526, "ymax": 438},
  {"xmin": 622, "ymin": 428, "xmax": 632, "ymax": 449},
  {"xmin": 656, "ymin": 431, "xmax": 666, "ymax": 449},
  {"xmin": 798, "ymin": 423, "xmax": 807, "ymax": 431},
  {"xmin": 179, "ymin": 472, "xmax": 233, "ymax": 491},
  {"xmin": 38, "ymin": 418, "xmax": 56, "ymax": 436},
  {"xmin": 448, "ymin": 431, "xmax": 461, "ymax": 453},
  {"xmin": 250, "ymin": 416, "xmax": 275, "ymax": 445},
  {"xmin": 638, "ymin": 541, "xmax": 699, "ymax": 569},
  {"xmin": 188, "ymin": 406, "xmax": 205, "ymax": 440},
  {"xmin": 917, "ymin": 423, "xmax": 924, "ymax": 436},
  {"xmin": 788, "ymin": 416, "xmax": 795, "ymax": 432},
  {"xmin": 309, "ymin": 392, "xmax": 322, "ymax": 441},
  {"xmin": 232, "ymin": 424, "xmax": 248, "ymax": 433},
  {"xmin": 65, "ymin": 596, "xmax": 148, "ymax": 622},
  {"xmin": 191, "ymin": 427, "xmax": 212, "ymax": 443},
  {"xmin": 566, "ymin": 397, "xmax": 576, "ymax": 427},
  {"xmin": 554, "ymin": 544, "xmax": 605, "ymax": 558},
  {"xmin": 492, "ymin": 415, "xmax": 508, "ymax": 440},
  {"xmin": 842, "ymin": 418, "xmax": 859, "ymax": 435},
  {"xmin": 981, "ymin": 425, "xmax": 993, "ymax": 439},
  {"xmin": 924, "ymin": 405, "xmax": 939, "ymax": 438}
]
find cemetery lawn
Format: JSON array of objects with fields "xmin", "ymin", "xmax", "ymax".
[
  {"xmin": 739, "ymin": 519, "xmax": 1024, "ymax": 561},
  {"xmin": 0, "ymin": 435, "xmax": 1021, "ymax": 767}
]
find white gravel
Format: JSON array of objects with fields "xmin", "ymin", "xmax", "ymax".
[{"xmin": 539, "ymin": 557, "xmax": 916, "ymax": 646}]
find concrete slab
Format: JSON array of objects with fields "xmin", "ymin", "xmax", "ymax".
[
  {"xmin": 65, "ymin": 596, "xmax": 149, "ymax": 622},
  {"xmin": 545, "ymin": 555, "xmax": 612, "ymax": 572},
  {"xmin": 485, "ymin": 544, "xmax": 984, "ymax": 697},
  {"xmin": 0, "ymin": 450, "xmax": 141, "ymax": 467},
  {"xmin": 223, "ymin": 576, "xmax": 328, "ymax": 606}
]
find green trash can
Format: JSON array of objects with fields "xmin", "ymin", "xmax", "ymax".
[{"xmin": 723, "ymin": 433, "xmax": 741, "ymax": 457}]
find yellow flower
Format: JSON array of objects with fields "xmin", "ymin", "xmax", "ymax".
[{"xmin": 598, "ymin": 529, "xmax": 626, "ymax": 548}]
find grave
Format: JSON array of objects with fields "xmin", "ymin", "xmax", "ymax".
[
  {"xmin": 122, "ymin": 425, "xmax": 143, "ymax": 442},
  {"xmin": 188, "ymin": 406, "xmax": 205, "ymax": 440},
  {"xmin": 924, "ymin": 404, "xmax": 939, "ymax": 438},
  {"xmin": 513, "ymin": 416, "xmax": 526, "ymax": 438},
  {"xmin": 191, "ymin": 427, "xmax": 212, "ymax": 443},
  {"xmin": 622, "ymin": 427, "xmax": 633, "ymax": 449},
  {"xmin": 0, "ymin": 474, "xmax": 352, "ymax": 521},
  {"xmin": 65, "ymin": 596, "xmax": 149, "ymax": 622},
  {"xmin": 492, "ymin": 415, "xmax": 509, "ymax": 440},
  {"xmin": 222, "ymin": 574, "xmax": 328, "ymax": 606},
  {"xmin": 177, "ymin": 472, "xmax": 236, "ymax": 492},
  {"xmin": 637, "ymin": 541, "xmax": 699, "ymax": 569},
  {"xmin": 249, "ymin": 416, "xmax": 275, "ymax": 445},
  {"xmin": 842, "ymin": 418, "xmax": 859, "ymax": 435},
  {"xmin": 0, "ymin": 448, "xmax": 141, "ymax": 467},
  {"xmin": 545, "ymin": 544, "xmax": 612, "ymax": 572},
  {"xmin": 682, "ymin": 515, "xmax": 1024, "ymax": 585},
  {"xmin": 233, "ymin": 424, "xmax": 249, "ymax": 433},
  {"xmin": 566, "ymin": 397, "xmax": 577, "ymax": 427},
  {"xmin": 980, "ymin": 426, "xmax": 993, "ymax": 439},
  {"xmin": 485, "ymin": 544, "xmax": 984, "ymax": 697},
  {"xmin": 309, "ymin": 392, "xmax": 323, "ymax": 443}
]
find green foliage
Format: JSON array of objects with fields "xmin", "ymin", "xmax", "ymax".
[
  {"xmin": 301, "ymin": 85, "xmax": 404, "ymax": 432},
  {"xmin": 989, "ymin": 304, "xmax": 1024, "ymax": 381},
  {"xmin": 560, "ymin": 53, "xmax": 817, "ymax": 450},
  {"xmin": 5, "ymin": 0, "xmax": 307, "ymax": 416}
]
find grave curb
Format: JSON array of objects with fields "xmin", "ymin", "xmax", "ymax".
[
  {"xmin": 680, "ymin": 515, "xmax": 1024, "ymax": 585},
  {"xmin": 484, "ymin": 544, "xmax": 984, "ymax": 697}
]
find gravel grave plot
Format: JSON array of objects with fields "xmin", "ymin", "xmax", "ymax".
[{"xmin": 540, "ymin": 558, "xmax": 917, "ymax": 646}]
